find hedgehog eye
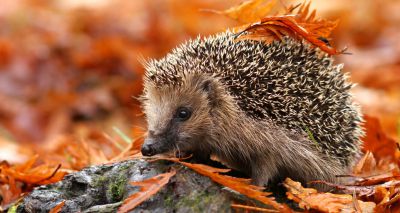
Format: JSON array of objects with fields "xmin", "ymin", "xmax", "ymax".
[{"xmin": 176, "ymin": 107, "xmax": 191, "ymax": 121}]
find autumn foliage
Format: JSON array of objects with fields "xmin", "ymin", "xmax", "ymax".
[
  {"xmin": 212, "ymin": 0, "xmax": 342, "ymax": 54},
  {"xmin": 118, "ymin": 169, "xmax": 177, "ymax": 213},
  {"xmin": 1, "ymin": 0, "xmax": 400, "ymax": 212}
]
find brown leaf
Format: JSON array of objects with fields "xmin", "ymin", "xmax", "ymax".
[
  {"xmin": 118, "ymin": 169, "xmax": 176, "ymax": 213},
  {"xmin": 284, "ymin": 178, "xmax": 376, "ymax": 213}
]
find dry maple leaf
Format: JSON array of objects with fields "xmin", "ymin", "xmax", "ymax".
[
  {"xmin": 118, "ymin": 169, "xmax": 176, "ymax": 213},
  {"xmin": 283, "ymin": 178, "xmax": 376, "ymax": 213},
  {"xmin": 158, "ymin": 157, "xmax": 292, "ymax": 212}
]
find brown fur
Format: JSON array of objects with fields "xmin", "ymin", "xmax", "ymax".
[{"xmin": 141, "ymin": 72, "xmax": 348, "ymax": 190}]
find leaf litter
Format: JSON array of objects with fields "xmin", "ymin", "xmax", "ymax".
[{"xmin": 1, "ymin": 0, "xmax": 400, "ymax": 212}]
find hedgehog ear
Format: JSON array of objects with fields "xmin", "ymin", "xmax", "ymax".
[
  {"xmin": 201, "ymin": 79, "xmax": 212, "ymax": 93},
  {"xmin": 201, "ymin": 79, "xmax": 219, "ymax": 107}
]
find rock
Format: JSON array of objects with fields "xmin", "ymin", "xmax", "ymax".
[{"xmin": 15, "ymin": 159, "xmax": 235, "ymax": 213}]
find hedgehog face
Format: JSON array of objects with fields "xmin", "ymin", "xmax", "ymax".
[{"xmin": 141, "ymin": 73, "xmax": 215, "ymax": 157}]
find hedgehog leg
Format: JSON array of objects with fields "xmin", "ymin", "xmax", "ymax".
[
  {"xmin": 190, "ymin": 151, "xmax": 212, "ymax": 164},
  {"xmin": 250, "ymin": 160, "xmax": 279, "ymax": 186},
  {"xmin": 279, "ymin": 142, "xmax": 345, "ymax": 191}
]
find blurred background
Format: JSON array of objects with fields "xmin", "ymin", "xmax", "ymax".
[{"xmin": 0, "ymin": 0, "xmax": 399, "ymax": 165}]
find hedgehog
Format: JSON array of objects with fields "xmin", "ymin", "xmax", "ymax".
[{"xmin": 139, "ymin": 31, "xmax": 364, "ymax": 189}]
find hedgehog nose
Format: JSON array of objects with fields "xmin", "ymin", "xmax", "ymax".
[
  {"xmin": 141, "ymin": 139, "xmax": 155, "ymax": 156},
  {"xmin": 141, "ymin": 144, "xmax": 154, "ymax": 156}
]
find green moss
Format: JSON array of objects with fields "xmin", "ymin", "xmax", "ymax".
[
  {"xmin": 164, "ymin": 195, "xmax": 174, "ymax": 208},
  {"xmin": 92, "ymin": 163, "xmax": 132, "ymax": 202},
  {"xmin": 94, "ymin": 175, "xmax": 107, "ymax": 186},
  {"xmin": 107, "ymin": 174, "xmax": 128, "ymax": 202},
  {"xmin": 176, "ymin": 191, "xmax": 215, "ymax": 212},
  {"xmin": 117, "ymin": 163, "xmax": 131, "ymax": 172}
]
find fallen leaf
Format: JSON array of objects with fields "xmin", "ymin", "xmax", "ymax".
[
  {"xmin": 49, "ymin": 200, "xmax": 65, "ymax": 213},
  {"xmin": 158, "ymin": 157, "xmax": 291, "ymax": 212},
  {"xmin": 241, "ymin": 9, "xmax": 340, "ymax": 55},
  {"xmin": 374, "ymin": 186, "xmax": 390, "ymax": 205},
  {"xmin": 284, "ymin": 178, "xmax": 376, "ymax": 213},
  {"xmin": 231, "ymin": 203, "xmax": 279, "ymax": 212},
  {"xmin": 118, "ymin": 169, "xmax": 176, "ymax": 213},
  {"xmin": 362, "ymin": 115, "xmax": 398, "ymax": 163},
  {"xmin": 353, "ymin": 151, "xmax": 377, "ymax": 175},
  {"xmin": 0, "ymin": 155, "xmax": 68, "ymax": 185},
  {"xmin": 216, "ymin": 1, "xmax": 342, "ymax": 55},
  {"xmin": 111, "ymin": 136, "xmax": 144, "ymax": 162}
]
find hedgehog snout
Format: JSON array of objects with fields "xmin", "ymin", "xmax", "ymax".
[
  {"xmin": 141, "ymin": 135, "xmax": 173, "ymax": 156},
  {"xmin": 141, "ymin": 138, "xmax": 156, "ymax": 156}
]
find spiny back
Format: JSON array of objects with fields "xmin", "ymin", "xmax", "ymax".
[{"xmin": 145, "ymin": 31, "xmax": 363, "ymax": 166}]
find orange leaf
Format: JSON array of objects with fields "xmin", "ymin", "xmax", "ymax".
[
  {"xmin": 288, "ymin": 2, "xmax": 337, "ymax": 38},
  {"xmin": 0, "ymin": 176, "xmax": 21, "ymax": 207},
  {"xmin": 221, "ymin": 1, "xmax": 343, "ymax": 55},
  {"xmin": 159, "ymin": 157, "xmax": 291, "ymax": 212},
  {"xmin": 231, "ymin": 203, "xmax": 278, "ymax": 212},
  {"xmin": 352, "ymin": 152, "xmax": 400, "ymax": 185},
  {"xmin": 242, "ymin": 15, "xmax": 339, "ymax": 55},
  {"xmin": 284, "ymin": 178, "xmax": 376, "ymax": 212},
  {"xmin": 206, "ymin": 0, "xmax": 277, "ymax": 24},
  {"xmin": 14, "ymin": 154, "xmax": 39, "ymax": 172},
  {"xmin": 118, "ymin": 169, "xmax": 176, "ymax": 213},
  {"xmin": 353, "ymin": 151, "xmax": 377, "ymax": 175},
  {"xmin": 111, "ymin": 136, "xmax": 144, "ymax": 162},
  {"xmin": 49, "ymin": 200, "xmax": 65, "ymax": 213},
  {"xmin": 374, "ymin": 186, "xmax": 390, "ymax": 205},
  {"xmin": 0, "ymin": 157, "xmax": 68, "ymax": 185},
  {"xmin": 362, "ymin": 115, "xmax": 398, "ymax": 163},
  {"xmin": 376, "ymin": 192, "xmax": 400, "ymax": 211},
  {"xmin": 81, "ymin": 140, "xmax": 109, "ymax": 165}
]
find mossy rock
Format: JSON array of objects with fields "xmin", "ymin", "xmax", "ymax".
[{"xmin": 14, "ymin": 159, "xmax": 237, "ymax": 213}]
